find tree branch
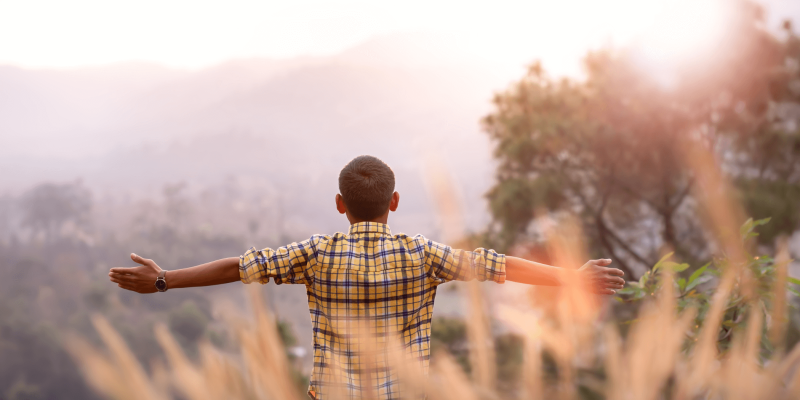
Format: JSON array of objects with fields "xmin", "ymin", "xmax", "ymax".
[
  {"xmin": 669, "ymin": 177, "xmax": 695, "ymax": 211},
  {"xmin": 608, "ymin": 176, "xmax": 665, "ymax": 214},
  {"xmin": 562, "ymin": 174, "xmax": 639, "ymax": 279},
  {"xmin": 596, "ymin": 189, "xmax": 638, "ymax": 276},
  {"xmin": 595, "ymin": 214, "xmax": 637, "ymax": 280},
  {"xmin": 600, "ymin": 218, "xmax": 655, "ymax": 269}
]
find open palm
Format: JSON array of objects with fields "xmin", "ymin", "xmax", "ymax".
[{"xmin": 108, "ymin": 254, "xmax": 162, "ymax": 293}]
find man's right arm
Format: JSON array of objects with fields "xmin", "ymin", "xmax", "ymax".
[
  {"xmin": 109, "ymin": 254, "xmax": 240, "ymax": 294},
  {"xmin": 110, "ymin": 236, "xmax": 319, "ymax": 293}
]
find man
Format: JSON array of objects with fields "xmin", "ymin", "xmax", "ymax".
[{"xmin": 108, "ymin": 155, "xmax": 625, "ymax": 399}]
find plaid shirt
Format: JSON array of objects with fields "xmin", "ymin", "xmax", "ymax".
[{"xmin": 239, "ymin": 222, "xmax": 506, "ymax": 400}]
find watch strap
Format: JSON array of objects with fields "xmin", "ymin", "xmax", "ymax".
[{"xmin": 156, "ymin": 270, "xmax": 168, "ymax": 292}]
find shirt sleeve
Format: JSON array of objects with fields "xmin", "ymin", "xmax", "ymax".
[
  {"xmin": 423, "ymin": 239, "xmax": 506, "ymax": 285},
  {"xmin": 239, "ymin": 237, "xmax": 318, "ymax": 285}
]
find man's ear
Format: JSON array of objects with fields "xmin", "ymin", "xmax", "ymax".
[
  {"xmin": 335, "ymin": 194, "xmax": 347, "ymax": 214},
  {"xmin": 388, "ymin": 192, "xmax": 400, "ymax": 212}
]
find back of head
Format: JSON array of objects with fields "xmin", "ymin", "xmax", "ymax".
[{"xmin": 338, "ymin": 155, "xmax": 395, "ymax": 221}]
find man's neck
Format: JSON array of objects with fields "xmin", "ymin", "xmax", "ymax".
[
  {"xmin": 347, "ymin": 213, "xmax": 389, "ymax": 225},
  {"xmin": 349, "ymin": 218, "xmax": 388, "ymax": 225}
]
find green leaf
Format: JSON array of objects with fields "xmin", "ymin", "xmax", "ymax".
[
  {"xmin": 722, "ymin": 319, "xmax": 736, "ymax": 328},
  {"xmin": 789, "ymin": 287, "xmax": 800, "ymax": 297},
  {"xmin": 740, "ymin": 218, "xmax": 754, "ymax": 237},
  {"xmin": 660, "ymin": 261, "xmax": 690, "ymax": 273},
  {"xmin": 639, "ymin": 271, "xmax": 649, "ymax": 287},
  {"xmin": 688, "ymin": 264, "xmax": 709, "ymax": 285},
  {"xmin": 685, "ymin": 275, "xmax": 712, "ymax": 292},
  {"xmin": 678, "ymin": 278, "xmax": 686, "ymax": 291},
  {"xmin": 673, "ymin": 263, "xmax": 690, "ymax": 273},
  {"xmin": 652, "ymin": 252, "xmax": 675, "ymax": 272},
  {"xmin": 753, "ymin": 217, "xmax": 771, "ymax": 226},
  {"xmin": 788, "ymin": 276, "xmax": 800, "ymax": 286}
]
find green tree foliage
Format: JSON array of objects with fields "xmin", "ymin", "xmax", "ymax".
[
  {"xmin": 0, "ymin": 258, "xmax": 100, "ymax": 400},
  {"xmin": 482, "ymin": 1, "xmax": 800, "ymax": 277},
  {"xmin": 431, "ymin": 316, "xmax": 526, "ymax": 392},
  {"xmin": 277, "ymin": 320, "xmax": 298, "ymax": 347},
  {"xmin": 431, "ymin": 317, "xmax": 470, "ymax": 372},
  {"xmin": 276, "ymin": 320, "xmax": 310, "ymax": 393},
  {"xmin": 618, "ymin": 219, "xmax": 800, "ymax": 357},
  {"xmin": 725, "ymin": 20, "xmax": 800, "ymax": 244},
  {"xmin": 494, "ymin": 333, "xmax": 525, "ymax": 390}
]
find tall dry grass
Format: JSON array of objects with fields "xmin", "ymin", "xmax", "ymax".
[
  {"xmin": 67, "ymin": 145, "xmax": 800, "ymax": 399},
  {"xmin": 67, "ymin": 242, "xmax": 800, "ymax": 399},
  {"xmin": 67, "ymin": 246, "xmax": 800, "ymax": 400}
]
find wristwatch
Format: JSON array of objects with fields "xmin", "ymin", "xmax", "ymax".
[{"xmin": 155, "ymin": 270, "xmax": 168, "ymax": 292}]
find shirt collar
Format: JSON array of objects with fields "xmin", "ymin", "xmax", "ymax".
[{"xmin": 348, "ymin": 222, "xmax": 392, "ymax": 235}]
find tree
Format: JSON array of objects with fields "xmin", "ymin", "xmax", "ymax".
[
  {"xmin": 20, "ymin": 181, "xmax": 91, "ymax": 242},
  {"xmin": 482, "ymin": 1, "xmax": 800, "ymax": 278},
  {"xmin": 723, "ymin": 21, "xmax": 800, "ymax": 245}
]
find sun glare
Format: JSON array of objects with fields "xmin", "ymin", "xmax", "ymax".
[
  {"xmin": 0, "ymin": 0, "xmax": 768, "ymax": 78},
  {"xmin": 637, "ymin": 0, "xmax": 729, "ymax": 64}
]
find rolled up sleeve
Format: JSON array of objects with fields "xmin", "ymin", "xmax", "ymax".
[
  {"xmin": 424, "ymin": 239, "xmax": 506, "ymax": 285},
  {"xmin": 239, "ymin": 238, "xmax": 317, "ymax": 285}
]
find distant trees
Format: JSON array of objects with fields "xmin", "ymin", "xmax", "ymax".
[
  {"xmin": 20, "ymin": 181, "xmax": 91, "ymax": 242},
  {"xmin": 482, "ymin": 1, "xmax": 800, "ymax": 278},
  {"xmin": 169, "ymin": 300, "xmax": 210, "ymax": 343},
  {"xmin": 0, "ymin": 179, "xmax": 294, "ymax": 400},
  {"xmin": 430, "ymin": 316, "xmax": 524, "ymax": 394}
]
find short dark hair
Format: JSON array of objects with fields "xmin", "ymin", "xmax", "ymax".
[{"xmin": 338, "ymin": 155, "xmax": 395, "ymax": 220}]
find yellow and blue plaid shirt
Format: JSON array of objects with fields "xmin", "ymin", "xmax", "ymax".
[{"xmin": 239, "ymin": 222, "xmax": 506, "ymax": 400}]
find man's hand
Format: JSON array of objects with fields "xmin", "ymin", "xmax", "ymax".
[
  {"xmin": 578, "ymin": 259, "xmax": 625, "ymax": 295},
  {"xmin": 108, "ymin": 254, "xmax": 162, "ymax": 294}
]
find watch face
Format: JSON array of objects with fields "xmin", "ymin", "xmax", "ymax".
[{"xmin": 155, "ymin": 279, "xmax": 167, "ymax": 291}]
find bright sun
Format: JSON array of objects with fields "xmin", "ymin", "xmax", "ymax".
[
  {"xmin": 0, "ymin": 0, "xmax": 751, "ymax": 75},
  {"xmin": 637, "ymin": 0, "xmax": 729, "ymax": 64}
]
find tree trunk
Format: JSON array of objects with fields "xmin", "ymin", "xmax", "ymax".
[{"xmin": 595, "ymin": 216, "xmax": 637, "ymax": 280}]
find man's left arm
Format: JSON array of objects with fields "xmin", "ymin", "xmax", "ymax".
[
  {"xmin": 505, "ymin": 256, "xmax": 625, "ymax": 294},
  {"xmin": 423, "ymin": 238, "xmax": 624, "ymax": 294},
  {"xmin": 424, "ymin": 240, "xmax": 506, "ymax": 284}
]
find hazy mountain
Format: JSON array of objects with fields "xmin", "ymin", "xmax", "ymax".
[{"xmin": 0, "ymin": 34, "xmax": 517, "ymax": 235}]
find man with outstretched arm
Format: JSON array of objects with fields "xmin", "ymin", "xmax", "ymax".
[{"xmin": 109, "ymin": 155, "xmax": 624, "ymax": 400}]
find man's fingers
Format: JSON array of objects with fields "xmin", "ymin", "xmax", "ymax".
[
  {"xmin": 130, "ymin": 253, "xmax": 154, "ymax": 267},
  {"xmin": 606, "ymin": 276, "xmax": 626, "ymax": 285},
  {"xmin": 608, "ymin": 284, "xmax": 625, "ymax": 289},
  {"xmin": 109, "ymin": 268, "xmax": 141, "ymax": 277},
  {"xmin": 109, "ymin": 273, "xmax": 135, "ymax": 283},
  {"xmin": 598, "ymin": 288, "xmax": 616, "ymax": 295},
  {"xmin": 598, "ymin": 280, "xmax": 623, "ymax": 290},
  {"xmin": 117, "ymin": 283, "xmax": 137, "ymax": 292},
  {"xmin": 604, "ymin": 267, "xmax": 624, "ymax": 277},
  {"xmin": 109, "ymin": 276, "xmax": 134, "ymax": 285}
]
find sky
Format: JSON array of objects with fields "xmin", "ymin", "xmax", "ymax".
[{"xmin": 2, "ymin": 0, "xmax": 799, "ymax": 76}]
